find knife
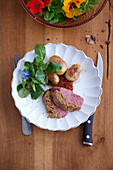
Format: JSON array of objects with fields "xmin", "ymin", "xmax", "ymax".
[{"xmin": 83, "ymin": 52, "xmax": 103, "ymax": 146}]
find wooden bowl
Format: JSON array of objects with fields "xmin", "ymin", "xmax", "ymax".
[{"xmin": 20, "ymin": 0, "xmax": 108, "ymax": 28}]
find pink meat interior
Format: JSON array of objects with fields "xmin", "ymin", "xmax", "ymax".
[
  {"xmin": 59, "ymin": 88, "xmax": 84, "ymax": 106},
  {"xmin": 54, "ymin": 105, "xmax": 68, "ymax": 117}
]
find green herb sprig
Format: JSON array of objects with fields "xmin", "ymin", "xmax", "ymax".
[
  {"xmin": 38, "ymin": 0, "xmax": 67, "ymax": 24},
  {"xmin": 72, "ymin": 0, "xmax": 99, "ymax": 18},
  {"xmin": 40, "ymin": 0, "xmax": 98, "ymax": 24},
  {"xmin": 17, "ymin": 44, "xmax": 62, "ymax": 99}
]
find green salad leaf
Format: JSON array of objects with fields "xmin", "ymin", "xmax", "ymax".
[
  {"xmin": 29, "ymin": 63, "xmax": 35, "ymax": 77},
  {"xmin": 73, "ymin": 16, "xmax": 79, "ymax": 20},
  {"xmin": 26, "ymin": 82, "xmax": 32, "ymax": 90},
  {"xmin": 42, "ymin": 0, "xmax": 66, "ymax": 24},
  {"xmin": 31, "ymin": 82, "xmax": 36, "ymax": 92},
  {"xmin": 24, "ymin": 61, "xmax": 31, "ymax": 71},
  {"xmin": 22, "ymin": 78, "xmax": 27, "ymax": 88},
  {"xmin": 35, "ymin": 69, "xmax": 48, "ymax": 84},
  {"xmin": 43, "ymin": 10, "xmax": 54, "ymax": 21},
  {"xmin": 17, "ymin": 44, "xmax": 62, "ymax": 100},
  {"xmin": 35, "ymin": 44, "xmax": 46, "ymax": 59},
  {"xmin": 41, "ymin": 63, "xmax": 48, "ymax": 70},
  {"xmin": 46, "ymin": 61, "xmax": 62, "ymax": 73},
  {"xmin": 48, "ymin": 17, "xmax": 59, "ymax": 24},
  {"xmin": 30, "ymin": 77, "xmax": 39, "ymax": 84},
  {"xmin": 89, "ymin": 0, "xmax": 99, "ymax": 5},
  {"xmin": 72, "ymin": 8, "xmax": 83, "ymax": 12},
  {"xmin": 18, "ymin": 88, "xmax": 30, "ymax": 98},
  {"xmin": 58, "ymin": 14, "xmax": 67, "ymax": 23},
  {"xmin": 30, "ymin": 77, "xmax": 45, "ymax": 92},
  {"xmin": 31, "ymin": 88, "xmax": 42, "ymax": 99},
  {"xmin": 17, "ymin": 84, "xmax": 23, "ymax": 92},
  {"xmin": 33, "ymin": 56, "xmax": 44, "ymax": 66}
]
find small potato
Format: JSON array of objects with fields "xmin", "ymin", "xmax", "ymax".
[
  {"xmin": 49, "ymin": 56, "xmax": 67, "ymax": 75},
  {"xmin": 46, "ymin": 72, "xmax": 59, "ymax": 85},
  {"xmin": 65, "ymin": 64, "xmax": 83, "ymax": 81}
]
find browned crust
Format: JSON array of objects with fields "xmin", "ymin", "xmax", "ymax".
[
  {"xmin": 51, "ymin": 89, "xmax": 81, "ymax": 112},
  {"xmin": 67, "ymin": 65, "xmax": 83, "ymax": 77},
  {"xmin": 52, "ymin": 90, "xmax": 68, "ymax": 111},
  {"xmin": 42, "ymin": 90, "xmax": 58, "ymax": 118}
]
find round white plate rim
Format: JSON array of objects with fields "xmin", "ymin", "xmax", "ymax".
[{"xmin": 11, "ymin": 43, "xmax": 102, "ymax": 131}]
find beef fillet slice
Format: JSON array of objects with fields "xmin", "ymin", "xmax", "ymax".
[
  {"xmin": 42, "ymin": 89, "xmax": 67, "ymax": 118},
  {"xmin": 51, "ymin": 87, "xmax": 84, "ymax": 112}
]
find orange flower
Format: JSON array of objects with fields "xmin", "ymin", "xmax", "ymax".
[
  {"xmin": 62, "ymin": 0, "xmax": 86, "ymax": 18},
  {"xmin": 44, "ymin": 0, "xmax": 52, "ymax": 7},
  {"xmin": 27, "ymin": 0, "xmax": 44, "ymax": 14}
]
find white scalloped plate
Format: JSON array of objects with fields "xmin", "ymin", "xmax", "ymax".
[{"xmin": 11, "ymin": 43, "xmax": 102, "ymax": 131}]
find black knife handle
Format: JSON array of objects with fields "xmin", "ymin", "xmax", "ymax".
[{"xmin": 83, "ymin": 114, "xmax": 94, "ymax": 146}]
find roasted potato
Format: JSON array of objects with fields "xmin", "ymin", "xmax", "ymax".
[
  {"xmin": 65, "ymin": 64, "xmax": 83, "ymax": 81},
  {"xmin": 46, "ymin": 72, "xmax": 59, "ymax": 85},
  {"xmin": 49, "ymin": 56, "xmax": 67, "ymax": 75}
]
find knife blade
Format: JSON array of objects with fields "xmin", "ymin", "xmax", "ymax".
[
  {"xmin": 83, "ymin": 52, "xmax": 103, "ymax": 146},
  {"xmin": 97, "ymin": 52, "xmax": 103, "ymax": 86}
]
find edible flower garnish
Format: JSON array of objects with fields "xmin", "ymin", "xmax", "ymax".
[
  {"xmin": 17, "ymin": 44, "xmax": 62, "ymax": 99},
  {"xmin": 21, "ymin": 71, "xmax": 31, "ymax": 80},
  {"xmin": 27, "ymin": 0, "xmax": 44, "ymax": 14},
  {"xmin": 44, "ymin": 0, "xmax": 52, "ymax": 7},
  {"xmin": 62, "ymin": 0, "xmax": 86, "ymax": 18},
  {"xmin": 26, "ymin": 0, "xmax": 99, "ymax": 23}
]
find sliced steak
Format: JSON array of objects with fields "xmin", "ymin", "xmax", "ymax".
[
  {"xmin": 51, "ymin": 87, "xmax": 84, "ymax": 112},
  {"xmin": 42, "ymin": 89, "xmax": 67, "ymax": 118},
  {"xmin": 59, "ymin": 88, "xmax": 84, "ymax": 106}
]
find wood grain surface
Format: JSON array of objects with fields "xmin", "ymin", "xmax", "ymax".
[{"xmin": 0, "ymin": 0, "xmax": 113, "ymax": 170}]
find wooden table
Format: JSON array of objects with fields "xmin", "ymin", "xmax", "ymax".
[{"xmin": 0, "ymin": 0, "xmax": 113, "ymax": 169}]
